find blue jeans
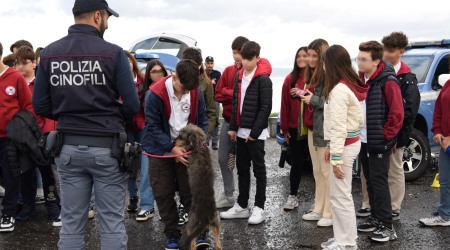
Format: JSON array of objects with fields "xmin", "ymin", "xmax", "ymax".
[
  {"xmin": 127, "ymin": 130, "xmax": 155, "ymax": 211},
  {"xmin": 438, "ymin": 147, "xmax": 450, "ymax": 220},
  {"xmin": 56, "ymin": 145, "xmax": 128, "ymax": 249}
]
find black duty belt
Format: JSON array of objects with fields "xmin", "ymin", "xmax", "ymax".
[{"xmin": 63, "ymin": 134, "xmax": 114, "ymax": 148}]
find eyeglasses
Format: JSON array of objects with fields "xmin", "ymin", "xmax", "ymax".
[
  {"xmin": 15, "ymin": 60, "xmax": 32, "ymax": 67},
  {"xmin": 150, "ymin": 69, "xmax": 165, "ymax": 74},
  {"xmin": 355, "ymin": 57, "xmax": 370, "ymax": 63}
]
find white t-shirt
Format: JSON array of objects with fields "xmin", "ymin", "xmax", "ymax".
[
  {"xmin": 237, "ymin": 66, "xmax": 269, "ymax": 140},
  {"xmin": 394, "ymin": 61, "xmax": 401, "ymax": 75},
  {"xmin": 360, "ymin": 100, "xmax": 367, "ymax": 143},
  {"xmin": 165, "ymin": 77, "xmax": 191, "ymax": 141}
]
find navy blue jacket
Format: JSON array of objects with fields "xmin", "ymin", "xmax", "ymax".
[
  {"xmin": 142, "ymin": 76, "xmax": 208, "ymax": 155},
  {"xmin": 33, "ymin": 24, "xmax": 139, "ymax": 135}
]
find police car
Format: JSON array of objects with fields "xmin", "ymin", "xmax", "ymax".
[
  {"xmin": 276, "ymin": 39, "xmax": 450, "ymax": 181},
  {"xmin": 129, "ymin": 33, "xmax": 197, "ymax": 74}
]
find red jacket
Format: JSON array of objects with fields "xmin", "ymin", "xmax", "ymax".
[
  {"xmin": 359, "ymin": 63, "xmax": 404, "ymax": 141},
  {"xmin": 432, "ymin": 80, "xmax": 450, "ymax": 137},
  {"xmin": 0, "ymin": 67, "xmax": 34, "ymax": 138},
  {"xmin": 133, "ymin": 76, "xmax": 146, "ymax": 131},
  {"xmin": 29, "ymin": 79, "xmax": 56, "ymax": 133},
  {"xmin": 280, "ymin": 72, "xmax": 305, "ymax": 135},
  {"xmin": 215, "ymin": 63, "xmax": 242, "ymax": 123}
]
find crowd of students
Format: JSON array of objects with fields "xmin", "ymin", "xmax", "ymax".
[{"xmin": 1, "ymin": 27, "xmax": 450, "ymax": 250}]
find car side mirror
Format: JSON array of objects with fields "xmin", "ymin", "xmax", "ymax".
[{"xmin": 438, "ymin": 74, "xmax": 450, "ymax": 87}]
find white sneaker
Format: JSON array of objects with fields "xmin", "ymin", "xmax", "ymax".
[
  {"xmin": 52, "ymin": 215, "xmax": 62, "ymax": 227},
  {"xmin": 216, "ymin": 195, "xmax": 235, "ymax": 209},
  {"xmin": 317, "ymin": 217, "xmax": 333, "ymax": 227},
  {"xmin": 283, "ymin": 195, "xmax": 299, "ymax": 211},
  {"xmin": 0, "ymin": 186, "xmax": 4, "ymax": 197},
  {"xmin": 302, "ymin": 211, "xmax": 322, "ymax": 221},
  {"xmin": 220, "ymin": 204, "xmax": 250, "ymax": 219},
  {"xmin": 325, "ymin": 242, "xmax": 357, "ymax": 250},
  {"xmin": 88, "ymin": 206, "xmax": 95, "ymax": 219},
  {"xmin": 419, "ymin": 212, "xmax": 450, "ymax": 226},
  {"xmin": 321, "ymin": 238, "xmax": 335, "ymax": 248},
  {"xmin": 248, "ymin": 206, "xmax": 265, "ymax": 225}
]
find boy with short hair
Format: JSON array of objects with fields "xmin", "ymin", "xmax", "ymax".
[
  {"xmin": 142, "ymin": 59, "xmax": 208, "ymax": 249},
  {"xmin": 214, "ymin": 36, "xmax": 249, "ymax": 208},
  {"xmin": 356, "ymin": 40, "xmax": 404, "ymax": 242},
  {"xmin": 15, "ymin": 45, "xmax": 61, "ymax": 226},
  {"xmin": 220, "ymin": 41, "xmax": 273, "ymax": 225},
  {"xmin": 10, "ymin": 40, "xmax": 33, "ymax": 54},
  {"xmin": 0, "ymin": 41, "xmax": 35, "ymax": 232}
]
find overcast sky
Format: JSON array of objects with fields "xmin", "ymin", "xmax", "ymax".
[{"xmin": 2, "ymin": 0, "xmax": 450, "ymax": 70}]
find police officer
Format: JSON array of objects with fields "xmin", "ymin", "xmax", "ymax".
[{"xmin": 32, "ymin": 1, "xmax": 139, "ymax": 249}]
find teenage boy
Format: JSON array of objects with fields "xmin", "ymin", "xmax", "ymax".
[
  {"xmin": 356, "ymin": 41, "xmax": 404, "ymax": 242},
  {"xmin": 15, "ymin": 45, "xmax": 61, "ymax": 226},
  {"xmin": 214, "ymin": 36, "xmax": 249, "ymax": 208},
  {"xmin": 220, "ymin": 41, "xmax": 273, "ymax": 225},
  {"xmin": 205, "ymin": 56, "xmax": 221, "ymax": 150},
  {"xmin": 0, "ymin": 41, "xmax": 35, "ymax": 232},
  {"xmin": 10, "ymin": 40, "xmax": 33, "ymax": 54},
  {"xmin": 142, "ymin": 59, "xmax": 208, "ymax": 250}
]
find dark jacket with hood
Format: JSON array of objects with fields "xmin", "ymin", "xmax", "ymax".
[
  {"xmin": 229, "ymin": 58, "xmax": 273, "ymax": 139},
  {"xmin": 361, "ymin": 62, "xmax": 404, "ymax": 153},
  {"xmin": 396, "ymin": 61, "xmax": 421, "ymax": 148},
  {"xmin": 6, "ymin": 110, "xmax": 48, "ymax": 177},
  {"xmin": 142, "ymin": 75, "xmax": 208, "ymax": 155}
]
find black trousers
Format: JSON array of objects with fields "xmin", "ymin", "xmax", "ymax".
[
  {"xmin": 288, "ymin": 128, "xmax": 308, "ymax": 196},
  {"xmin": 0, "ymin": 138, "xmax": 35, "ymax": 216},
  {"xmin": 236, "ymin": 137, "xmax": 267, "ymax": 209},
  {"xmin": 361, "ymin": 143, "xmax": 393, "ymax": 228}
]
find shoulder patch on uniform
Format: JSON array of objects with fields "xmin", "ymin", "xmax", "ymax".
[{"xmin": 5, "ymin": 86, "xmax": 16, "ymax": 95}]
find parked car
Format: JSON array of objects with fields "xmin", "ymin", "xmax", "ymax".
[
  {"xmin": 129, "ymin": 33, "xmax": 197, "ymax": 74},
  {"xmin": 276, "ymin": 39, "xmax": 450, "ymax": 181}
]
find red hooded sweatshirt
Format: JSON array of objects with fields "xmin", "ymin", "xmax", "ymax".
[
  {"xmin": 133, "ymin": 76, "xmax": 146, "ymax": 131},
  {"xmin": 215, "ymin": 63, "xmax": 242, "ymax": 123},
  {"xmin": 280, "ymin": 72, "xmax": 305, "ymax": 135},
  {"xmin": 149, "ymin": 75, "xmax": 199, "ymax": 124},
  {"xmin": 29, "ymin": 79, "xmax": 55, "ymax": 133},
  {"xmin": 0, "ymin": 67, "xmax": 34, "ymax": 138},
  {"xmin": 432, "ymin": 79, "xmax": 450, "ymax": 137}
]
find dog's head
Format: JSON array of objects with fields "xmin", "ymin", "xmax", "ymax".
[{"xmin": 176, "ymin": 124, "xmax": 206, "ymax": 151}]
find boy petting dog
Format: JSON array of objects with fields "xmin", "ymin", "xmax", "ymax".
[{"xmin": 142, "ymin": 59, "xmax": 208, "ymax": 250}]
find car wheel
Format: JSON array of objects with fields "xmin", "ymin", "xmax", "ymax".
[{"xmin": 403, "ymin": 128, "xmax": 431, "ymax": 182}]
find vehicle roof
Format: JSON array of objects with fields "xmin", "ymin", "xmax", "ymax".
[
  {"xmin": 129, "ymin": 33, "xmax": 197, "ymax": 49},
  {"xmin": 404, "ymin": 47, "xmax": 450, "ymax": 56}
]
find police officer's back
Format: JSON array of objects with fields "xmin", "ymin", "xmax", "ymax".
[{"xmin": 32, "ymin": 0, "xmax": 139, "ymax": 249}]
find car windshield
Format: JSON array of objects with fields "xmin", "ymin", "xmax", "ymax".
[
  {"xmin": 132, "ymin": 37, "xmax": 182, "ymax": 56},
  {"xmin": 401, "ymin": 55, "xmax": 433, "ymax": 83}
]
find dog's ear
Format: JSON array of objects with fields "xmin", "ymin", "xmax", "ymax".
[{"xmin": 187, "ymin": 134, "xmax": 201, "ymax": 151}]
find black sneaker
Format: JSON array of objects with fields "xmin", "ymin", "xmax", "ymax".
[
  {"xmin": 392, "ymin": 212, "xmax": 400, "ymax": 221},
  {"xmin": 127, "ymin": 196, "xmax": 139, "ymax": 213},
  {"xmin": 47, "ymin": 200, "xmax": 61, "ymax": 221},
  {"xmin": 369, "ymin": 224, "xmax": 398, "ymax": 242},
  {"xmin": 0, "ymin": 215, "xmax": 15, "ymax": 232},
  {"xmin": 356, "ymin": 207, "xmax": 371, "ymax": 217},
  {"xmin": 178, "ymin": 205, "xmax": 188, "ymax": 226},
  {"xmin": 357, "ymin": 217, "xmax": 379, "ymax": 232},
  {"xmin": 212, "ymin": 143, "xmax": 218, "ymax": 150},
  {"xmin": 15, "ymin": 204, "xmax": 37, "ymax": 221},
  {"xmin": 136, "ymin": 209, "xmax": 155, "ymax": 222}
]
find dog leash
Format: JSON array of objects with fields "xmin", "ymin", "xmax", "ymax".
[{"xmin": 142, "ymin": 145, "xmax": 206, "ymax": 159}]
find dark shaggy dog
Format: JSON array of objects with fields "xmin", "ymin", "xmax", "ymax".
[{"xmin": 176, "ymin": 124, "xmax": 222, "ymax": 250}]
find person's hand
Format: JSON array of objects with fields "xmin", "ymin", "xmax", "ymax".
[
  {"xmin": 285, "ymin": 133, "xmax": 291, "ymax": 145},
  {"xmin": 433, "ymin": 134, "xmax": 444, "ymax": 145},
  {"xmin": 172, "ymin": 146, "xmax": 189, "ymax": 167},
  {"xmin": 333, "ymin": 165, "xmax": 345, "ymax": 179},
  {"xmin": 300, "ymin": 89, "xmax": 313, "ymax": 105},
  {"xmin": 324, "ymin": 149, "xmax": 330, "ymax": 163},
  {"xmin": 246, "ymin": 136, "xmax": 255, "ymax": 142},
  {"xmin": 290, "ymin": 88, "xmax": 299, "ymax": 97},
  {"xmin": 442, "ymin": 136, "xmax": 450, "ymax": 150},
  {"xmin": 228, "ymin": 131, "xmax": 237, "ymax": 141}
]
